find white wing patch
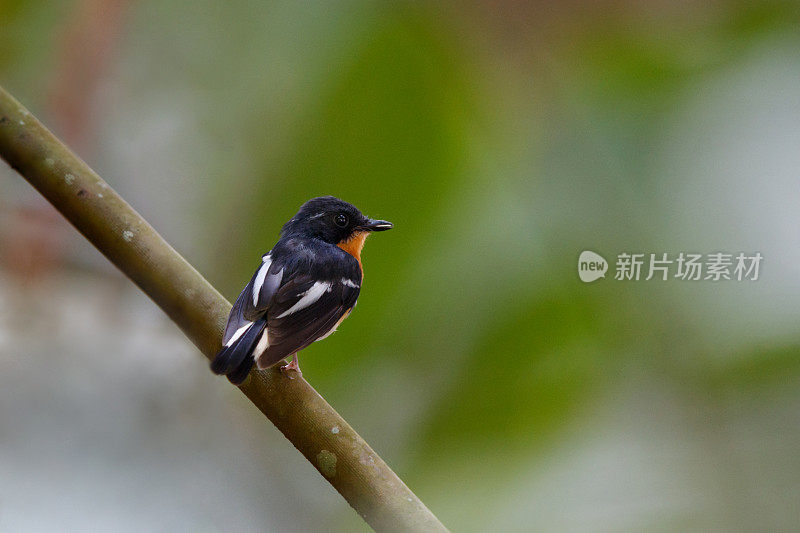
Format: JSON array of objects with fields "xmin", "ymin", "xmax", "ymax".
[
  {"xmin": 225, "ymin": 321, "xmax": 253, "ymax": 347},
  {"xmin": 276, "ymin": 281, "xmax": 332, "ymax": 318},
  {"xmin": 252, "ymin": 255, "xmax": 272, "ymax": 305},
  {"xmin": 341, "ymin": 278, "xmax": 360, "ymax": 288}
]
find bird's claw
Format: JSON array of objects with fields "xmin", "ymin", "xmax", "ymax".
[{"xmin": 280, "ymin": 359, "xmax": 302, "ymax": 379}]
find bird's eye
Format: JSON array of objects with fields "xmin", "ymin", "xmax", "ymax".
[{"xmin": 334, "ymin": 213, "xmax": 348, "ymax": 227}]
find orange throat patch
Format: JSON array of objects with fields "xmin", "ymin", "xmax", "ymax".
[{"xmin": 337, "ymin": 230, "xmax": 369, "ymax": 274}]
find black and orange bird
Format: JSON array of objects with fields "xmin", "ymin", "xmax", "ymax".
[{"xmin": 211, "ymin": 196, "xmax": 392, "ymax": 384}]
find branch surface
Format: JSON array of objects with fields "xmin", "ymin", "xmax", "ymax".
[{"xmin": 0, "ymin": 85, "xmax": 447, "ymax": 533}]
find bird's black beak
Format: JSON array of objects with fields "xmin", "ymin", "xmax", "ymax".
[{"xmin": 362, "ymin": 218, "xmax": 393, "ymax": 232}]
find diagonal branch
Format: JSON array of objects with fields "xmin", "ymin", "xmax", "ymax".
[{"xmin": 0, "ymin": 85, "xmax": 447, "ymax": 533}]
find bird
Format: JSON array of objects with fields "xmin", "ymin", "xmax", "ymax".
[{"xmin": 210, "ymin": 196, "xmax": 393, "ymax": 384}]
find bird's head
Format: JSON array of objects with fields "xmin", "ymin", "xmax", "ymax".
[{"xmin": 282, "ymin": 196, "xmax": 393, "ymax": 246}]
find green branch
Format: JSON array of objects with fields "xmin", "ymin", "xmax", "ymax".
[{"xmin": 0, "ymin": 85, "xmax": 447, "ymax": 533}]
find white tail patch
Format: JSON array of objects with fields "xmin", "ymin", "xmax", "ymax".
[{"xmin": 276, "ymin": 281, "xmax": 331, "ymax": 318}]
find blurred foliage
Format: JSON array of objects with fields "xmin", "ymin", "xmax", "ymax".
[
  {"xmin": 418, "ymin": 286, "xmax": 610, "ymax": 460},
  {"xmin": 0, "ymin": 1, "xmax": 69, "ymax": 99}
]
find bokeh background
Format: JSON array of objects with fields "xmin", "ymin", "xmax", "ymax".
[{"xmin": 2, "ymin": 1, "xmax": 800, "ymax": 531}]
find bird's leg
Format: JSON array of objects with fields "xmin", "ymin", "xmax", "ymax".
[{"xmin": 280, "ymin": 353, "xmax": 301, "ymax": 378}]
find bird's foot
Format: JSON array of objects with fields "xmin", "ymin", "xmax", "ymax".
[{"xmin": 280, "ymin": 357, "xmax": 302, "ymax": 379}]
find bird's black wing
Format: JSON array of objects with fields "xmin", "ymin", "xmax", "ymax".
[
  {"xmin": 213, "ymin": 253, "xmax": 284, "ymax": 383},
  {"xmin": 255, "ymin": 264, "xmax": 361, "ymax": 369},
  {"xmin": 221, "ymin": 253, "xmax": 284, "ymax": 346}
]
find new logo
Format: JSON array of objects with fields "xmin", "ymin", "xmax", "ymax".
[{"xmin": 578, "ymin": 250, "xmax": 608, "ymax": 282}]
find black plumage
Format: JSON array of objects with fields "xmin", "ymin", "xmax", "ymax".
[{"xmin": 211, "ymin": 196, "xmax": 392, "ymax": 384}]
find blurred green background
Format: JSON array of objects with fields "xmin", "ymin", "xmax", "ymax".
[{"xmin": 2, "ymin": 1, "xmax": 800, "ymax": 531}]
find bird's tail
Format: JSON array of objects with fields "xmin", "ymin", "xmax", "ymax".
[{"xmin": 210, "ymin": 317, "xmax": 267, "ymax": 385}]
